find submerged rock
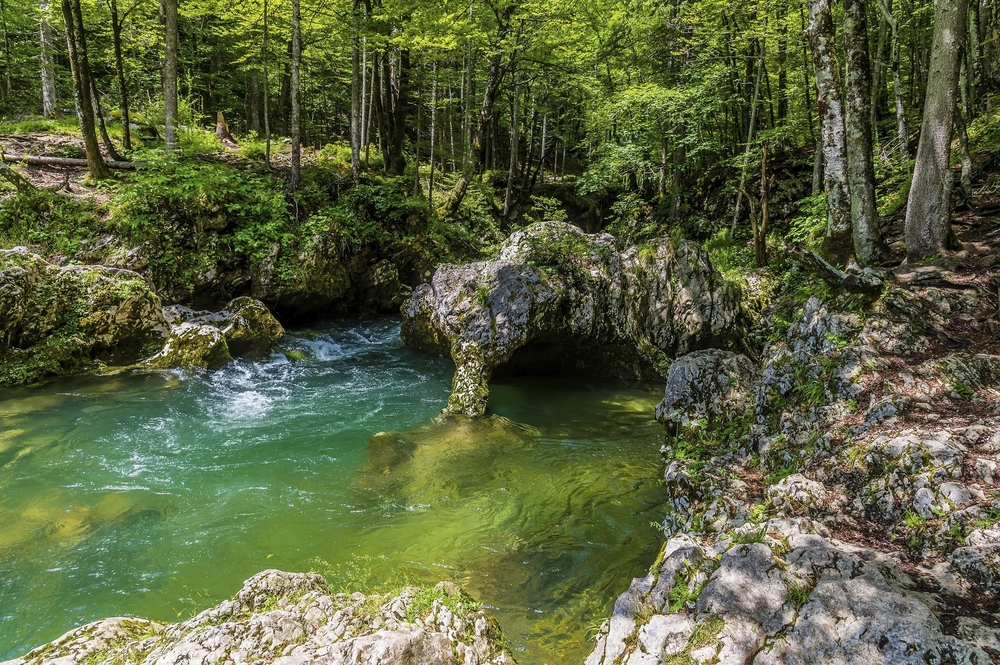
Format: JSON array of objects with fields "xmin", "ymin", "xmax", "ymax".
[
  {"xmin": 4, "ymin": 570, "xmax": 514, "ymax": 665},
  {"xmin": 0, "ymin": 247, "xmax": 169, "ymax": 385},
  {"xmin": 401, "ymin": 222, "xmax": 743, "ymax": 416}
]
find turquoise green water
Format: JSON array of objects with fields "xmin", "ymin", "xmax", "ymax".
[{"xmin": 0, "ymin": 318, "xmax": 666, "ymax": 664}]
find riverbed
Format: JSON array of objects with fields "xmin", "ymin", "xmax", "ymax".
[{"xmin": 0, "ymin": 318, "xmax": 665, "ymax": 664}]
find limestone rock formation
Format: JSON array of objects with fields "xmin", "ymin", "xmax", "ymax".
[
  {"xmin": 588, "ymin": 273, "xmax": 1000, "ymax": 665},
  {"xmin": 401, "ymin": 222, "xmax": 744, "ymax": 416},
  {"xmin": 0, "ymin": 247, "xmax": 169, "ymax": 385},
  {"xmin": 3, "ymin": 570, "xmax": 514, "ymax": 665},
  {"xmin": 655, "ymin": 350, "xmax": 758, "ymax": 430},
  {"xmin": 586, "ymin": 519, "xmax": 993, "ymax": 665},
  {"xmin": 149, "ymin": 297, "xmax": 284, "ymax": 368}
]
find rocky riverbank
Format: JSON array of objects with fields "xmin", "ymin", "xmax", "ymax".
[
  {"xmin": 1, "ymin": 570, "xmax": 514, "ymax": 665},
  {"xmin": 0, "ymin": 248, "xmax": 285, "ymax": 385},
  {"xmin": 401, "ymin": 221, "xmax": 1000, "ymax": 664}
]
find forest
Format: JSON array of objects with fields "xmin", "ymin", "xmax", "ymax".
[
  {"xmin": 3, "ymin": 0, "xmax": 1000, "ymax": 663},
  {"xmin": 0, "ymin": 0, "xmax": 996, "ymax": 262}
]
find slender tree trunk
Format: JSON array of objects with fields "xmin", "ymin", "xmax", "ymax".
[
  {"xmin": 0, "ymin": 0, "xmax": 11, "ymax": 99},
  {"xmin": 904, "ymin": 0, "xmax": 968, "ymax": 261},
  {"xmin": 349, "ymin": 1, "xmax": 361, "ymax": 181},
  {"xmin": 262, "ymin": 0, "xmax": 271, "ymax": 167},
  {"xmin": 109, "ymin": 0, "xmax": 131, "ymax": 150},
  {"xmin": 428, "ymin": 61, "xmax": 437, "ymax": 204},
  {"xmin": 387, "ymin": 49, "xmax": 410, "ymax": 175},
  {"xmin": 873, "ymin": 6, "xmax": 888, "ymax": 129},
  {"xmin": 731, "ymin": 41, "xmax": 765, "ymax": 234},
  {"xmin": 812, "ymin": 139, "xmax": 824, "ymax": 194},
  {"xmin": 503, "ymin": 80, "xmax": 520, "ymax": 221},
  {"xmin": 364, "ymin": 58, "xmax": 375, "ymax": 166},
  {"xmin": 876, "ymin": 0, "xmax": 908, "ymax": 156},
  {"xmin": 413, "ymin": 83, "xmax": 421, "ymax": 196},
  {"xmin": 290, "ymin": 0, "xmax": 300, "ymax": 189},
  {"xmin": 806, "ymin": 0, "xmax": 853, "ymax": 265},
  {"xmin": 528, "ymin": 111, "xmax": 548, "ymax": 193},
  {"xmin": 777, "ymin": 29, "xmax": 788, "ymax": 121},
  {"xmin": 439, "ymin": 3, "xmax": 514, "ymax": 219},
  {"xmin": 248, "ymin": 71, "xmax": 261, "ymax": 133},
  {"xmin": 361, "ymin": 39, "xmax": 367, "ymax": 150},
  {"xmin": 669, "ymin": 124, "xmax": 685, "ymax": 221},
  {"xmin": 39, "ymin": 1, "xmax": 57, "ymax": 117},
  {"xmin": 91, "ymin": 78, "xmax": 125, "ymax": 161},
  {"xmin": 844, "ymin": 0, "xmax": 884, "ymax": 265},
  {"xmin": 163, "ymin": 0, "xmax": 179, "ymax": 152},
  {"xmin": 954, "ymin": 102, "xmax": 973, "ymax": 206},
  {"xmin": 61, "ymin": 0, "xmax": 110, "ymax": 178},
  {"xmin": 757, "ymin": 145, "xmax": 771, "ymax": 267}
]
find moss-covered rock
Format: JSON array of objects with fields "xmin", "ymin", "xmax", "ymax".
[
  {"xmin": 401, "ymin": 222, "xmax": 745, "ymax": 417},
  {"xmin": 151, "ymin": 297, "xmax": 284, "ymax": 368},
  {"xmin": 145, "ymin": 322, "xmax": 233, "ymax": 369},
  {"xmin": 0, "ymin": 247, "xmax": 169, "ymax": 385}
]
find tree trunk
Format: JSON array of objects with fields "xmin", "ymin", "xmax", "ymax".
[
  {"xmin": 163, "ymin": 0, "xmax": 179, "ymax": 152},
  {"xmin": 248, "ymin": 70, "xmax": 261, "ymax": 133},
  {"xmin": 777, "ymin": 29, "xmax": 788, "ymax": 121},
  {"xmin": 439, "ymin": 3, "xmax": 515, "ymax": 219},
  {"xmin": 109, "ymin": 0, "xmax": 131, "ymax": 151},
  {"xmin": 61, "ymin": 0, "xmax": 110, "ymax": 179},
  {"xmin": 428, "ymin": 61, "xmax": 437, "ymax": 204},
  {"xmin": 91, "ymin": 78, "xmax": 126, "ymax": 161},
  {"xmin": 39, "ymin": 1, "xmax": 57, "ymax": 117},
  {"xmin": 290, "ymin": 0, "xmax": 300, "ymax": 189},
  {"xmin": 669, "ymin": 123, "xmax": 685, "ymax": 221},
  {"xmin": 954, "ymin": 102, "xmax": 973, "ymax": 207},
  {"xmin": 876, "ymin": 0, "xmax": 908, "ymax": 157},
  {"xmin": 387, "ymin": 49, "xmax": 410, "ymax": 176},
  {"xmin": 730, "ymin": 40, "xmax": 765, "ymax": 235},
  {"xmin": 806, "ymin": 0, "xmax": 853, "ymax": 265},
  {"xmin": 349, "ymin": 1, "xmax": 361, "ymax": 181},
  {"xmin": 503, "ymin": 79, "xmax": 520, "ymax": 222},
  {"xmin": 262, "ymin": 0, "xmax": 271, "ymax": 167},
  {"xmin": 904, "ymin": 0, "xmax": 968, "ymax": 261},
  {"xmin": 843, "ymin": 0, "xmax": 884, "ymax": 265}
]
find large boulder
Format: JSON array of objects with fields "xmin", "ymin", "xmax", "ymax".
[
  {"xmin": 401, "ymin": 222, "xmax": 744, "ymax": 416},
  {"xmin": 150, "ymin": 297, "xmax": 284, "ymax": 368},
  {"xmin": 655, "ymin": 350, "xmax": 759, "ymax": 430},
  {"xmin": 0, "ymin": 247, "xmax": 169, "ymax": 385},
  {"xmin": 4, "ymin": 570, "xmax": 514, "ymax": 665}
]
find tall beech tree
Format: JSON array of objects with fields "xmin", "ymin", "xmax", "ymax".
[
  {"xmin": 904, "ymin": 0, "xmax": 969, "ymax": 261},
  {"xmin": 806, "ymin": 0, "xmax": 852, "ymax": 265},
  {"xmin": 843, "ymin": 0, "xmax": 883, "ymax": 265}
]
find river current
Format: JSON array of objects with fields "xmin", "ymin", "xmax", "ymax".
[{"xmin": 0, "ymin": 318, "xmax": 665, "ymax": 664}]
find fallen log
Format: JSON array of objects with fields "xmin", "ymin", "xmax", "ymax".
[
  {"xmin": 787, "ymin": 245, "xmax": 885, "ymax": 294},
  {"xmin": 0, "ymin": 153, "xmax": 136, "ymax": 170},
  {"xmin": 0, "ymin": 160, "xmax": 36, "ymax": 193}
]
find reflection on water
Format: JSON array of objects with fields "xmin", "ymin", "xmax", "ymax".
[{"xmin": 0, "ymin": 318, "xmax": 665, "ymax": 664}]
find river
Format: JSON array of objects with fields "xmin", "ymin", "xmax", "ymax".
[{"xmin": 0, "ymin": 317, "xmax": 665, "ymax": 664}]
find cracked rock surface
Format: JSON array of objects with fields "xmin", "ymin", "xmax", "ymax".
[{"xmin": 2, "ymin": 570, "xmax": 513, "ymax": 665}]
